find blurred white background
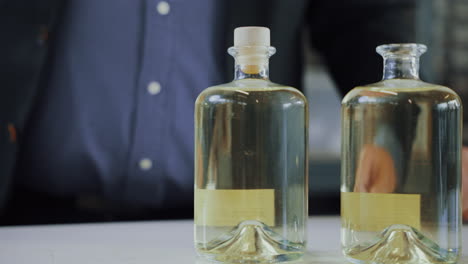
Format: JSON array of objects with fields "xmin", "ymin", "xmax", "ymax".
[
  {"xmin": 303, "ymin": 49, "xmax": 341, "ymax": 159},
  {"xmin": 303, "ymin": 43, "xmax": 342, "ymax": 198}
]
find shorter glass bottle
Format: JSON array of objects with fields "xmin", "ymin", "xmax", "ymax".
[
  {"xmin": 194, "ymin": 27, "xmax": 308, "ymax": 263},
  {"xmin": 341, "ymin": 44, "xmax": 462, "ymax": 264}
]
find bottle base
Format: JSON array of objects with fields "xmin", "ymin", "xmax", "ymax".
[
  {"xmin": 196, "ymin": 220, "xmax": 305, "ymax": 263},
  {"xmin": 197, "ymin": 251, "xmax": 303, "ymax": 263},
  {"xmin": 343, "ymin": 224, "xmax": 459, "ymax": 264}
]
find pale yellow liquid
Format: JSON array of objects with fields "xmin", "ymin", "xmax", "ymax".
[
  {"xmin": 341, "ymin": 79, "xmax": 462, "ymax": 264},
  {"xmin": 194, "ymin": 79, "xmax": 308, "ymax": 263}
]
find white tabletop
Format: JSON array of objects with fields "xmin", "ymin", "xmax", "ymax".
[{"xmin": 0, "ymin": 216, "xmax": 466, "ymax": 264}]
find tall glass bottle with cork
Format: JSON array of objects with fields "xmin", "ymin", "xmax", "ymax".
[
  {"xmin": 341, "ymin": 44, "xmax": 462, "ymax": 264},
  {"xmin": 194, "ymin": 27, "xmax": 308, "ymax": 263}
]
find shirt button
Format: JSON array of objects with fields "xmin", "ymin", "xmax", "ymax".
[
  {"xmin": 147, "ymin": 81, "xmax": 161, "ymax": 95},
  {"xmin": 139, "ymin": 158, "xmax": 153, "ymax": 171},
  {"xmin": 157, "ymin": 1, "xmax": 170, "ymax": 15}
]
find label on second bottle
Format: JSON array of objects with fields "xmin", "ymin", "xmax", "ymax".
[
  {"xmin": 195, "ymin": 189, "xmax": 275, "ymax": 226},
  {"xmin": 341, "ymin": 192, "xmax": 421, "ymax": 231}
]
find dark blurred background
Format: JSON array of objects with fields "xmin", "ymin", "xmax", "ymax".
[{"xmin": 1, "ymin": 0, "xmax": 467, "ymax": 225}]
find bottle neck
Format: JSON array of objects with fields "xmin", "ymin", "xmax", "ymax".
[
  {"xmin": 234, "ymin": 60, "xmax": 270, "ymax": 80},
  {"xmin": 382, "ymin": 55, "xmax": 420, "ymax": 80},
  {"xmin": 229, "ymin": 46, "xmax": 275, "ymax": 81}
]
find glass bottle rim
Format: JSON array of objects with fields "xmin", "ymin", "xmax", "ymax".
[
  {"xmin": 376, "ymin": 43, "xmax": 427, "ymax": 57},
  {"xmin": 228, "ymin": 46, "xmax": 276, "ymax": 57}
]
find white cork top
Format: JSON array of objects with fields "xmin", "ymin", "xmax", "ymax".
[{"xmin": 234, "ymin": 27, "xmax": 270, "ymax": 47}]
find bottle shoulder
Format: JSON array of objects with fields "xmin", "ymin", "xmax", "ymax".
[
  {"xmin": 196, "ymin": 79, "xmax": 307, "ymax": 106},
  {"xmin": 342, "ymin": 79, "xmax": 461, "ymax": 107}
]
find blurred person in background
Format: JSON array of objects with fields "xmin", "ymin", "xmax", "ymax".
[
  {"xmin": 1, "ymin": 0, "xmax": 455, "ymax": 225},
  {"xmin": 417, "ymin": 0, "xmax": 468, "ymax": 220}
]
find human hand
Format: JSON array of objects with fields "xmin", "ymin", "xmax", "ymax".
[
  {"xmin": 354, "ymin": 144, "xmax": 397, "ymax": 193},
  {"xmin": 354, "ymin": 144, "xmax": 467, "ymax": 221}
]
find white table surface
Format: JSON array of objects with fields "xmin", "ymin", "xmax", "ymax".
[{"xmin": 0, "ymin": 216, "xmax": 466, "ymax": 264}]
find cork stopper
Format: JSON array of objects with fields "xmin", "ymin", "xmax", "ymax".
[
  {"xmin": 234, "ymin": 27, "xmax": 270, "ymax": 47},
  {"xmin": 230, "ymin": 27, "xmax": 273, "ymax": 75}
]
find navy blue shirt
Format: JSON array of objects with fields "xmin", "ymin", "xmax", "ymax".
[{"xmin": 18, "ymin": 0, "xmax": 223, "ymax": 208}]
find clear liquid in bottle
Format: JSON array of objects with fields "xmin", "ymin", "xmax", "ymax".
[
  {"xmin": 194, "ymin": 27, "xmax": 308, "ymax": 263},
  {"xmin": 341, "ymin": 44, "xmax": 462, "ymax": 264}
]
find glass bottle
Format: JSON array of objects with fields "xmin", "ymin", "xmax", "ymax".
[
  {"xmin": 341, "ymin": 44, "xmax": 462, "ymax": 264},
  {"xmin": 194, "ymin": 27, "xmax": 308, "ymax": 263}
]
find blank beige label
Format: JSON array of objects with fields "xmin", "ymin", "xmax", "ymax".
[
  {"xmin": 195, "ymin": 189, "xmax": 275, "ymax": 226},
  {"xmin": 341, "ymin": 192, "xmax": 420, "ymax": 231}
]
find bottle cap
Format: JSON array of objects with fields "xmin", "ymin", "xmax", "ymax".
[{"xmin": 234, "ymin": 27, "xmax": 270, "ymax": 47}]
